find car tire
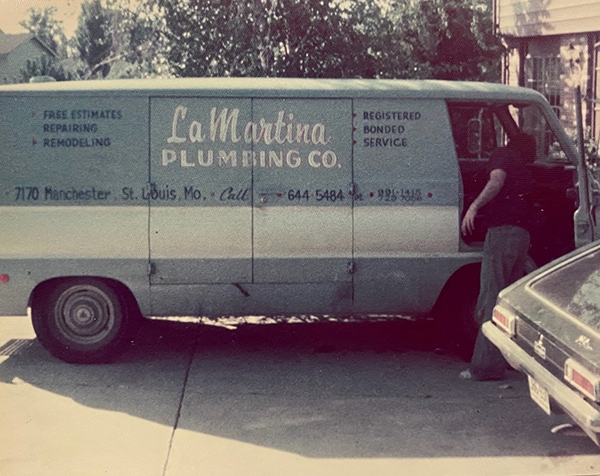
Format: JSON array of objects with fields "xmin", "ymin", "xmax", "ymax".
[{"xmin": 31, "ymin": 278, "xmax": 134, "ymax": 364}]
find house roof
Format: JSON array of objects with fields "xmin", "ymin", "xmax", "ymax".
[{"xmin": 0, "ymin": 30, "xmax": 56, "ymax": 56}]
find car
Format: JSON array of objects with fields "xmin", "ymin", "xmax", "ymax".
[{"xmin": 483, "ymin": 240, "xmax": 600, "ymax": 447}]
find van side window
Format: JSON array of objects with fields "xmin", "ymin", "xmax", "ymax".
[
  {"xmin": 448, "ymin": 103, "xmax": 506, "ymax": 243},
  {"xmin": 448, "ymin": 105, "xmax": 503, "ymax": 161},
  {"xmin": 448, "ymin": 102, "xmax": 569, "ymax": 165}
]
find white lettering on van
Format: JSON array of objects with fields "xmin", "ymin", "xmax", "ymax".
[
  {"xmin": 308, "ymin": 150, "xmax": 337, "ymax": 168},
  {"xmin": 167, "ymin": 105, "xmax": 187, "ymax": 143},
  {"xmin": 180, "ymin": 150, "xmax": 195, "ymax": 167},
  {"xmin": 287, "ymin": 150, "xmax": 301, "ymax": 168},
  {"xmin": 189, "ymin": 121, "xmax": 206, "ymax": 143},
  {"xmin": 162, "ymin": 148, "xmax": 339, "ymax": 168},
  {"xmin": 311, "ymin": 124, "xmax": 329, "ymax": 145},
  {"xmin": 165, "ymin": 106, "xmax": 331, "ymax": 147},
  {"xmin": 219, "ymin": 150, "xmax": 237, "ymax": 167},
  {"xmin": 210, "ymin": 108, "xmax": 241, "ymax": 143},
  {"xmin": 197, "ymin": 150, "xmax": 214, "ymax": 167},
  {"xmin": 162, "ymin": 149, "xmax": 177, "ymax": 165}
]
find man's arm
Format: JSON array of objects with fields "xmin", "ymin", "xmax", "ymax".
[{"xmin": 461, "ymin": 168, "xmax": 506, "ymax": 235}]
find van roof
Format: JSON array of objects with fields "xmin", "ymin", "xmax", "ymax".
[{"xmin": 0, "ymin": 77, "xmax": 546, "ymax": 102}]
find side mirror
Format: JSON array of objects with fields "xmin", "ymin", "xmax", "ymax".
[{"xmin": 467, "ymin": 117, "xmax": 482, "ymax": 156}]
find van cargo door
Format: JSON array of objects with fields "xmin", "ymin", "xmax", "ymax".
[
  {"xmin": 148, "ymin": 97, "xmax": 252, "ymax": 284},
  {"xmin": 252, "ymin": 99, "xmax": 353, "ymax": 284},
  {"xmin": 352, "ymin": 99, "xmax": 460, "ymax": 313}
]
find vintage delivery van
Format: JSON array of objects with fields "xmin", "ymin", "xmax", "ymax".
[{"xmin": 0, "ymin": 78, "xmax": 597, "ymax": 363}]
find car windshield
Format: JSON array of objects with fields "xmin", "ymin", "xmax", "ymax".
[{"xmin": 530, "ymin": 248, "xmax": 600, "ymax": 331}]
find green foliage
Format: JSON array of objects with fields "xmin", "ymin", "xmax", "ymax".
[
  {"xmin": 156, "ymin": 0, "xmax": 503, "ymax": 80},
  {"xmin": 390, "ymin": 0, "xmax": 503, "ymax": 81},
  {"xmin": 74, "ymin": 0, "xmax": 114, "ymax": 78},
  {"xmin": 19, "ymin": 7, "xmax": 68, "ymax": 57},
  {"xmin": 157, "ymin": 0, "xmax": 375, "ymax": 78},
  {"xmin": 17, "ymin": 0, "xmax": 503, "ymax": 81},
  {"xmin": 20, "ymin": 55, "xmax": 78, "ymax": 82},
  {"xmin": 72, "ymin": 0, "xmax": 171, "ymax": 79}
]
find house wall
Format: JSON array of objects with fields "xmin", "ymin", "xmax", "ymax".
[
  {"xmin": 503, "ymin": 33, "xmax": 598, "ymax": 141},
  {"xmin": 0, "ymin": 40, "xmax": 49, "ymax": 84},
  {"xmin": 497, "ymin": 0, "xmax": 600, "ymax": 143},
  {"xmin": 497, "ymin": 0, "xmax": 600, "ymax": 37}
]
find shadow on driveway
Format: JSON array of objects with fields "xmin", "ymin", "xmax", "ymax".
[{"xmin": 0, "ymin": 318, "xmax": 596, "ymax": 460}]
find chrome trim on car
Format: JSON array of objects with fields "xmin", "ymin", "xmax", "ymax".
[{"xmin": 483, "ymin": 322, "xmax": 600, "ymax": 438}]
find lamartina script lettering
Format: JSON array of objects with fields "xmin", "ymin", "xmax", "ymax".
[
  {"xmin": 162, "ymin": 106, "xmax": 339, "ymax": 169},
  {"xmin": 162, "ymin": 106, "xmax": 422, "ymax": 169}
]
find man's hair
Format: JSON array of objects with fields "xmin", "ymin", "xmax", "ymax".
[{"xmin": 508, "ymin": 133, "xmax": 537, "ymax": 163}]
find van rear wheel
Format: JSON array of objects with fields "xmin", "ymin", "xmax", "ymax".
[
  {"xmin": 31, "ymin": 278, "xmax": 132, "ymax": 363},
  {"xmin": 454, "ymin": 286, "xmax": 480, "ymax": 361},
  {"xmin": 433, "ymin": 268, "xmax": 480, "ymax": 361}
]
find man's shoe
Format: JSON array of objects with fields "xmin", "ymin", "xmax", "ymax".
[{"xmin": 459, "ymin": 369, "xmax": 472, "ymax": 379}]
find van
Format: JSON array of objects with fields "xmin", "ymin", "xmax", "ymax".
[{"xmin": 0, "ymin": 78, "xmax": 597, "ymax": 363}]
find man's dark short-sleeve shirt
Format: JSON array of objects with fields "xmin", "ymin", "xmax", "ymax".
[{"xmin": 483, "ymin": 147, "xmax": 533, "ymax": 229}]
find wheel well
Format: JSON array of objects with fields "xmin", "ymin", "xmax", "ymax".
[
  {"xmin": 29, "ymin": 277, "xmax": 142, "ymax": 320},
  {"xmin": 431, "ymin": 263, "xmax": 481, "ymax": 320}
]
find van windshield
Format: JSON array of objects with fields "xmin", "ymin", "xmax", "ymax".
[{"xmin": 514, "ymin": 104, "xmax": 569, "ymax": 163}]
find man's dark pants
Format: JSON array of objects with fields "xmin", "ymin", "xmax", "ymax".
[{"xmin": 471, "ymin": 225, "xmax": 530, "ymax": 380}]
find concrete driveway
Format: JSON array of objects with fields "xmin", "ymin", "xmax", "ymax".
[{"xmin": 1, "ymin": 315, "xmax": 598, "ymax": 476}]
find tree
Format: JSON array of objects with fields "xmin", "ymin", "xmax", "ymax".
[
  {"xmin": 18, "ymin": 7, "xmax": 78, "ymax": 82},
  {"xmin": 156, "ymin": 0, "xmax": 501, "ymax": 80},
  {"xmin": 20, "ymin": 55, "xmax": 78, "ymax": 82},
  {"xmin": 113, "ymin": 1, "xmax": 171, "ymax": 77},
  {"xmin": 389, "ymin": 0, "xmax": 503, "ymax": 81},
  {"xmin": 73, "ymin": 0, "xmax": 171, "ymax": 79},
  {"xmin": 156, "ymin": 0, "xmax": 371, "ymax": 78},
  {"xmin": 157, "ymin": 0, "xmax": 270, "ymax": 77},
  {"xmin": 271, "ymin": 0, "xmax": 371, "ymax": 78},
  {"xmin": 74, "ymin": 0, "xmax": 114, "ymax": 78},
  {"xmin": 348, "ymin": 0, "xmax": 416, "ymax": 79},
  {"xmin": 19, "ymin": 7, "xmax": 67, "ymax": 57}
]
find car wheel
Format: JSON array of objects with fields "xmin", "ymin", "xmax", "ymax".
[{"xmin": 31, "ymin": 278, "xmax": 132, "ymax": 363}]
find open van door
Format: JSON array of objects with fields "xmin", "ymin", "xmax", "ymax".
[{"xmin": 574, "ymin": 86, "xmax": 600, "ymax": 246}]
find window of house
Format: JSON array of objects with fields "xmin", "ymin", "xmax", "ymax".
[{"xmin": 524, "ymin": 55, "xmax": 562, "ymax": 113}]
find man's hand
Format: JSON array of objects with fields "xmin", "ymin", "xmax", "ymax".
[
  {"xmin": 461, "ymin": 168, "xmax": 506, "ymax": 236},
  {"xmin": 461, "ymin": 204, "xmax": 478, "ymax": 235}
]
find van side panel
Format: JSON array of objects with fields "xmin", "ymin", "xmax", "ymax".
[
  {"xmin": 352, "ymin": 99, "xmax": 461, "ymax": 314},
  {"xmin": 149, "ymin": 97, "xmax": 253, "ymax": 287},
  {"xmin": 0, "ymin": 95, "xmax": 150, "ymax": 314},
  {"xmin": 148, "ymin": 97, "xmax": 354, "ymax": 316},
  {"xmin": 252, "ymin": 98, "xmax": 353, "ymax": 284}
]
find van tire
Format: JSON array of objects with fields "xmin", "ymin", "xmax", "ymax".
[
  {"xmin": 31, "ymin": 278, "xmax": 133, "ymax": 363},
  {"xmin": 433, "ymin": 267, "xmax": 480, "ymax": 361},
  {"xmin": 454, "ymin": 284, "xmax": 480, "ymax": 361}
]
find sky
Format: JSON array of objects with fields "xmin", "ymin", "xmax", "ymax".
[{"xmin": 0, "ymin": 0, "xmax": 83, "ymax": 36}]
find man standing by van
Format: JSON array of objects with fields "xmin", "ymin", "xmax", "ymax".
[{"xmin": 460, "ymin": 133, "xmax": 536, "ymax": 380}]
